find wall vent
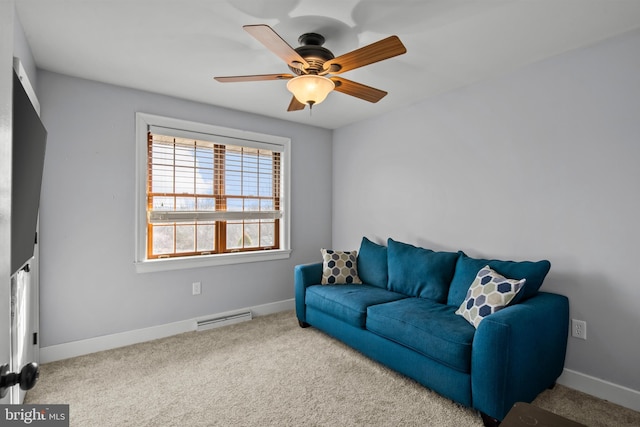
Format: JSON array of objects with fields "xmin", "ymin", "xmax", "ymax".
[{"xmin": 196, "ymin": 311, "xmax": 253, "ymax": 332}]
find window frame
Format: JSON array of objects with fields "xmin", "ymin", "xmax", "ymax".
[{"xmin": 135, "ymin": 113, "xmax": 291, "ymax": 273}]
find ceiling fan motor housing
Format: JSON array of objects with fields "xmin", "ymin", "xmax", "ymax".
[{"xmin": 290, "ymin": 33, "xmax": 335, "ymax": 75}]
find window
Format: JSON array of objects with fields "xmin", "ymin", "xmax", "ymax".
[
  {"xmin": 135, "ymin": 113, "xmax": 290, "ymax": 272},
  {"xmin": 147, "ymin": 134, "xmax": 281, "ymax": 257}
]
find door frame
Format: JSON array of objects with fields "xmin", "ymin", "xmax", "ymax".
[{"xmin": 1, "ymin": 0, "xmax": 16, "ymax": 405}]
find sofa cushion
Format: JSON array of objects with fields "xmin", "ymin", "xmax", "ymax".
[
  {"xmin": 366, "ymin": 298, "xmax": 476, "ymax": 373},
  {"xmin": 387, "ymin": 239, "xmax": 459, "ymax": 302},
  {"xmin": 321, "ymin": 249, "xmax": 362, "ymax": 285},
  {"xmin": 455, "ymin": 265, "xmax": 525, "ymax": 328},
  {"xmin": 447, "ymin": 253, "xmax": 551, "ymax": 307},
  {"xmin": 357, "ymin": 237, "xmax": 388, "ymax": 289},
  {"xmin": 306, "ymin": 284, "xmax": 407, "ymax": 328}
]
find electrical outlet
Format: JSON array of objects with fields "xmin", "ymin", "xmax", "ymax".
[
  {"xmin": 192, "ymin": 282, "xmax": 201, "ymax": 295},
  {"xmin": 571, "ymin": 319, "xmax": 587, "ymax": 340}
]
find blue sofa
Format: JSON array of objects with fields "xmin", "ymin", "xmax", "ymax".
[{"xmin": 295, "ymin": 238, "xmax": 569, "ymax": 426}]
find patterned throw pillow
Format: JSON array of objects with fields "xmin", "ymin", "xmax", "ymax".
[
  {"xmin": 321, "ymin": 249, "xmax": 362, "ymax": 285},
  {"xmin": 455, "ymin": 265, "xmax": 525, "ymax": 328}
]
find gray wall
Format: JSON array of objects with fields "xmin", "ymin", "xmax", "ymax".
[
  {"xmin": 37, "ymin": 71, "xmax": 332, "ymax": 347},
  {"xmin": 333, "ymin": 29, "xmax": 640, "ymax": 392}
]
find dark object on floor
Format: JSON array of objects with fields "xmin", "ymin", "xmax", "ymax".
[{"xmin": 501, "ymin": 402, "xmax": 587, "ymax": 427}]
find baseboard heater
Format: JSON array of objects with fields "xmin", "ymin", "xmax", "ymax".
[{"xmin": 196, "ymin": 310, "xmax": 253, "ymax": 332}]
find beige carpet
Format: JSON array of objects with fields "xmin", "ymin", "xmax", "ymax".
[{"xmin": 26, "ymin": 311, "xmax": 640, "ymax": 426}]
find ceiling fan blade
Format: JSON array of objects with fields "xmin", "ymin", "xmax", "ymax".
[
  {"xmin": 330, "ymin": 77, "xmax": 387, "ymax": 103},
  {"xmin": 287, "ymin": 96, "xmax": 306, "ymax": 111},
  {"xmin": 323, "ymin": 35, "xmax": 407, "ymax": 74},
  {"xmin": 243, "ymin": 24, "xmax": 310, "ymax": 70},
  {"xmin": 214, "ymin": 74, "xmax": 293, "ymax": 83}
]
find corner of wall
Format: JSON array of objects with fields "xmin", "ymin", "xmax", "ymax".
[{"xmin": 12, "ymin": 6, "xmax": 38, "ymax": 95}]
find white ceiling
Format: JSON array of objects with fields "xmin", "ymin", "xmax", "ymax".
[{"xmin": 15, "ymin": 0, "xmax": 640, "ymax": 129}]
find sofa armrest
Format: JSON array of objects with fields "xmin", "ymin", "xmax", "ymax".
[
  {"xmin": 471, "ymin": 292, "xmax": 569, "ymax": 421},
  {"xmin": 294, "ymin": 263, "xmax": 323, "ymax": 323}
]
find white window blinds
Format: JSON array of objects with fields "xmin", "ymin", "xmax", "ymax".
[{"xmin": 146, "ymin": 130, "xmax": 282, "ymax": 258}]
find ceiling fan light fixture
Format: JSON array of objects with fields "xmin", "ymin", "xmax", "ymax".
[{"xmin": 286, "ymin": 75, "xmax": 335, "ymax": 107}]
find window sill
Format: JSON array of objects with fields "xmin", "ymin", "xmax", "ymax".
[{"xmin": 134, "ymin": 249, "xmax": 292, "ymax": 273}]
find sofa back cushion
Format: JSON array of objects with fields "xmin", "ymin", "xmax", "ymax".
[
  {"xmin": 447, "ymin": 253, "xmax": 551, "ymax": 307},
  {"xmin": 357, "ymin": 237, "xmax": 388, "ymax": 289},
  {"xmin": 387, "ymin": 238, "xmax": 459, "ymax": 302}
]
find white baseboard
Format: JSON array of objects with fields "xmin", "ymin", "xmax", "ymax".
[
  {"xmin": 558, "ymin": 368, "xmax": 640, "ymax": 412},
  {"xmin": 40, "ymin": 299, "xmax": 294, "ymax": 363}
]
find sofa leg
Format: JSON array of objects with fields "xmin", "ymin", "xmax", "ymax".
[
  {"xmin": 480, "ymin": 412, "xmax": 500, "ymax": 427},
  {"xmin": 298, "ymin": 320, "xmax": 310, "ymax": 328},
  {"xmin": 548, "ymin": 382, "xmax": 557, "ymax": 390}
]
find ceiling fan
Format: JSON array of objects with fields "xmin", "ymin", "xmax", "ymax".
[{"xmin": 214, "ymin": 24, "xmax": 407, "ymax": 111}]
